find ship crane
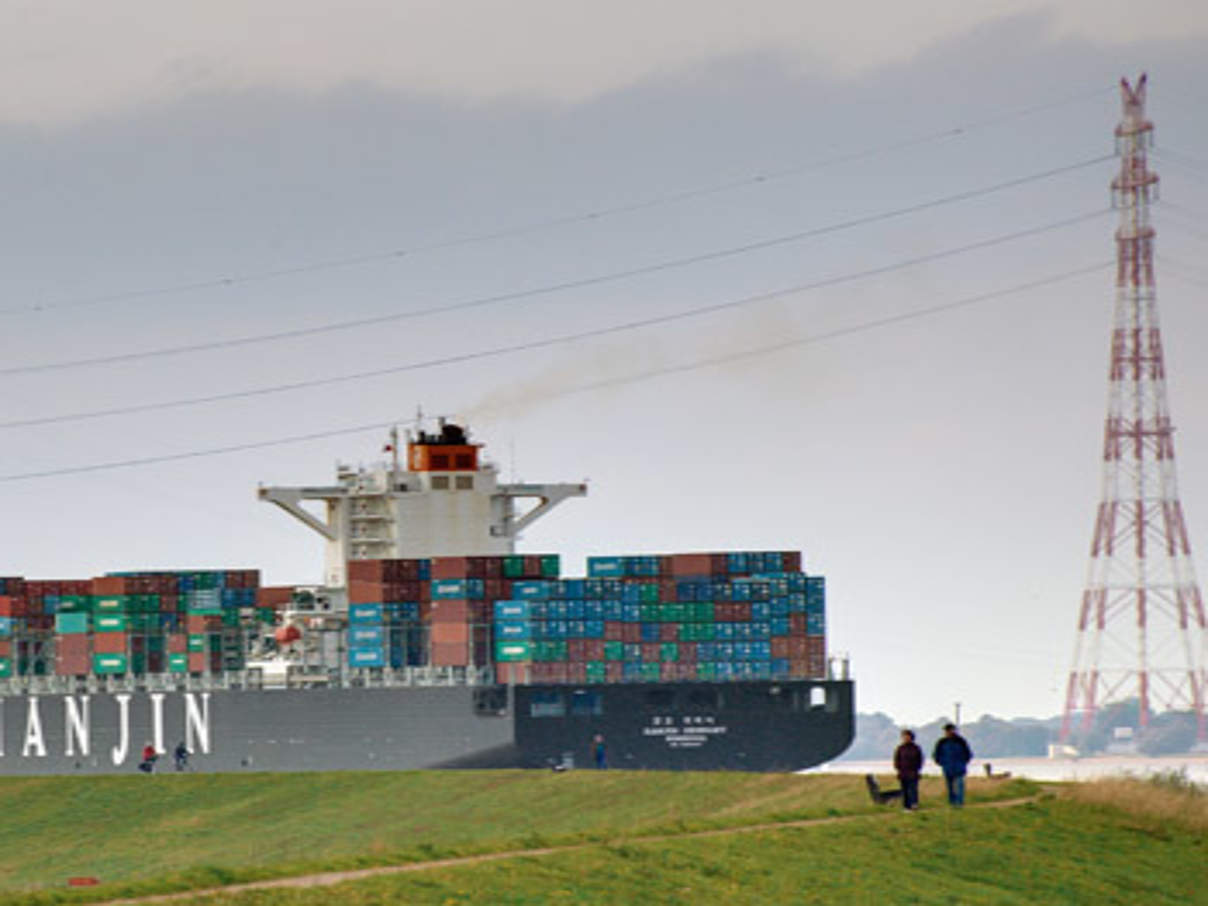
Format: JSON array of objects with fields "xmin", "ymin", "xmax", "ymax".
[{"xmin": 258, "ymin": 419, "xmax": 586, "ymax": 588}]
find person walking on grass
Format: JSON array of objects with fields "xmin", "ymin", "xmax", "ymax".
[
  {"xmin": 893, "ymin": 729, "xmax": 924, "ymax": 810},
  {"xmin": 933, "ymin": 723, "xmax": 973, "ymax": 807}
]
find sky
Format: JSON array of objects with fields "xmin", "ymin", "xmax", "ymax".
[{"xmin": 1, "ymin": 2, "xmax": 1207, "ymax": 726}]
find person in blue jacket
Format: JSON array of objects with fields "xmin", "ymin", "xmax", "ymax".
[{"xmin": 932, "ymin": 723, "xmax": 973, "ymax": 806}]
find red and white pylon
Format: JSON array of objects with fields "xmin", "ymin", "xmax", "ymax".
[{"xmin": 1061, "ymin": 74, "xmax": 1208, "ymax": 745}]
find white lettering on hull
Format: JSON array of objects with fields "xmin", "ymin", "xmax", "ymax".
[
  {"xmin": 150, "ymin": 693, "xmax": 165, "ymax": 754},
  {"xmin": 185, "ymin": 693, "xmax": 211, "ymax": 754},
  {"xmin": 22, "ymin": 697, "xmax": 46, "ymax": 757},
  {"xmin": 65, "ymin": 696, "xmax": 90, "ymax": 757},
  {"xmin": 111, "ymin": 694, "xmax": 131, "ymax": 765}
]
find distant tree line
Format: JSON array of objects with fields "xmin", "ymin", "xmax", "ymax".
[{"xmin": 840, "ymin": 702, "xmax": 1201, "ymax": 760}]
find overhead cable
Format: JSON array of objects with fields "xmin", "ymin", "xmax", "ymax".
[
  {"xmin": 0, "ymin": 157, "xmax": 1112, "ymax": 377},
  {"xmin": 0, "ymin": 84, "xmax": 1112, "ymax": 319},
  {"xmin": 0, "ymin": 215, "xmax": 1111, "ymax": 430},
  {"xmin": 0, "ymin": 261, "xmax": 1110, "ymax": 482}
]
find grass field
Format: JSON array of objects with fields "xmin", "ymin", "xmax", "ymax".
[{"xmin": 0, "ymin": 771, "xmax": 1202, "ymax": 905}]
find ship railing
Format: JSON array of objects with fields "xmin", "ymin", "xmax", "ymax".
[{"xmin": 336, "ymin": 665, "xmax": 496, "ymax": 689}]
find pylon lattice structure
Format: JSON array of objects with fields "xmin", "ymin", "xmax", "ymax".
[{"xmin": 1061, "ymin": 74, "xmax": 1208, "ymax": 745}]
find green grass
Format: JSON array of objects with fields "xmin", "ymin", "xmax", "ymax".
[
  {"xmin": 160, "ymin": 796, "xmax": 1208, "ymax": 906},
  {"xmin": 0, "ymin": 772, "xmax": 1034, "ymax": 903}
]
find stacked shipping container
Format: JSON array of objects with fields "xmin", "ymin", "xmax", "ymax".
[
  {"xmin": 344, "ymin": 551, "xmax": 826, "ymax": 684},
  {"xmin": 0, "ymin": 570, "xmax": 264, "ymax": 678}
]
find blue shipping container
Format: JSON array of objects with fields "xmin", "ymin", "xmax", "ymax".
[
  {"xmin": 348, "ymin": 625, "xmax": 385, "ymax": 646},
  {"xmin": 348, "ymin": 646, "xmax": 386, "ymax": 668},
  {"xmin": 349, "ymin": 603, "xmax": 385, "ymax": 623},
  {"xmin": 495, "ymin": 621, "xmax": 532, "ymax": 640},
  {"xmin": 494, "ymin": 600, "xmax": 530, "ymax": 620},
  {"xmin": 587, "ymin": 557, "xmax": 626, "ymax": 578}
]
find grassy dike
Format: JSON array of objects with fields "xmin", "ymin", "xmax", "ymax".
[
  {"xmin": 2, "ymin": 772, "xmax": 1204, "ymax": 905},
  {"xmin": 0, "ymin": 771, "xmax": 1031, "ymax": 902}
]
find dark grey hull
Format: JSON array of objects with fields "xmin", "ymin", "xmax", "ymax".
[{"xmin": 0, "ymin": 680, "xmax": 853, "ymax": 774}]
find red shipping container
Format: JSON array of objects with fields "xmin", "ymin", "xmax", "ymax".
[
  {"xmin": 186, "ymin": 614, "xmax": 222, "ymax": 633},
  {"xmin": 565, "ymin": 662, "xmax": 586, "ymax": 683},
  {"xmin": 396, "ymin": 560, "xmax": 419, "ymax": 581},
  {"xmin": 430, "ymin": 557, "xmax": 472, "ymax": 580},
  {"xmin": 605, "ymin": 662, "xmax": 624, "ymax": 683},
  {"xmin": 659, "ymin": 623, "xmax": 678, "ymax": 642},
  {"xmin": 603, "ymin": 621, "xmax": 623, "ymax": 641},
  {"xmin": 677, "ymin": 642, "xmax": 697, "ymax": 663},
  {"xmin": 347, "ymin": 560, "xmax": 389, "ymax": 582},
  {"xmin": 621, "ymin": 624, "xmax": 642, "ymax": 643},
  {"xmin": 806, "ymin": 635, "xmax": 825, "ymax": 657},
  {"xmin": 431, "ymin": 623, "xmax": 469, "ymax": 644},
  {"xmin": 660, "ymin": 662, "xmax": 677, "ymax": 681},
  {"xmin": 187, "ymin": 652, "xmax": 208, "ymax": 672},
  {"xmin": 788, "ymin": 637, "xmax": 809, "ymax": 659},
  {"xmin": 783, "ymin": 551, "xmax": 802, "ymax": 572},
  {"xmin": 431, "ymin": 600, "xmax": 470, "ymax": 623},
  {"xmin": 771, "ymin": 637, "xmax": 791, "ymax": 659},
  {"xmin": 28, "ymin": 615, "xmax": 53, "ymax": 631},
  {"xmin": 0, "ymin": 596, "xmax": 14, "ymax": 617},
  {"xmin": 641, "ymin": 642, "xmax": 660, "ymax": 662},
  {"xmin": 546, "ymin": 663, "xmax": 568, "ymax": 683},
  {"xmin": 93, "ymin": 632, "xmax": 127, "ymax": 654},
  {"xmin": 430, "ymin": 641, "xmax": 469, "ymax": 666},
  {"xmin": 789, "ymin": 614, "xmax": 807, "ymax": 636},
  {"xmin": 167, "ymin": 634, "xmax": 188, "ymax": 654},
  {"xmin": 347, "ymin": 580, "xmax": 386, "ymax": 604},
  {"xmin": 257, "ymin": 586, "xmax": 294, "ymax": 607},
  {"xmin": 656, "ymin": 555, "xmax": 673, "ymax": 577},
  {"xmin": 484, "ymin": 579, "xmax": 508, "ymax": 601},
  {"xmin": 807, "ymin": 654, "xmax": 827, "ymax": 677},
  {"xmin": 584, "ymin": 640, "xmax": 606, "ymax": 661},
  {"xmin": 91, "ymin": 576, "xmax": 129, "ymax": 595},
  {"xmin": 567, "ymin": 640, "xmax": 588, "ymax": 661},
  {"xmin": 0, "ymin": 640, "xmax": 10, "ymax": 656},
  {"xmin": 659, "ymin": 578, "xmax": 676, "ymax": 602},
  {"xmin": 56, "ymin": 654, "xmax": 90, "ymax": 675},
  {"xmin": 482, "ymin": 558, "xmax": 503, "ymax": 579},
  {"xmin": 496, "ymin": 663, "xmax": 528, "ymax": 684},
  {"xmin": 669, "ymin": 553, "xmax": 717, "ymax": 577}
]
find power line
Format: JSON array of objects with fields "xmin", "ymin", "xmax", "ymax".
[
  {"xmin": 0, "ymin": 261, "xmax": 1109, "ymax": 482},
  {"xmin": 0, "ymin": 156, "xmax": 1112, "ymax": 377},
  {"xmin": 0, "ymin": 84, "xmax": 1112, "ymax": 319},
  {"xmin": 0, "ymin": 214, "xmax": 1110, "ymax": 430}
]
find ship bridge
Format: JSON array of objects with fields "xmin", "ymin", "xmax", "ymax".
[{"xmin": 258, "ymin": 420, "xmax": 586, "ymax": 587}]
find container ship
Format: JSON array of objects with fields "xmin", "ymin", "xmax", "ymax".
[{"xmin": 0, "ymin": 421, "xmax": 853, "ymax": 773}]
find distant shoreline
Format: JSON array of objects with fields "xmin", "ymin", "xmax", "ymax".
[{"xmin": 815, "ymin": 755, "xmax": 1208, "ymax": 783}]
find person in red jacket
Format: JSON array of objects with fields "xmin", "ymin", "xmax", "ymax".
[
  {"xmin": 138, "ymin": 742, "xmax": 157, "ymax": 774},
  {"xmin": 893, "ymin": 729, "xmax": 924, "ymax": 810}
]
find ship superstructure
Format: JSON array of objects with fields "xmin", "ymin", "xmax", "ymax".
[{"xmin": 258, "ymin": 420, "xmax": 586, "ymax": 587}]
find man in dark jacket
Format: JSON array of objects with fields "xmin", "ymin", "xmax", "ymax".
[
  {"xmin": 893, "ymin": 729, "xmax": 924, "ymax": 810},
  {"xmin": 932, "ymin": 723, "xmax": 973, "ymax": 806}
]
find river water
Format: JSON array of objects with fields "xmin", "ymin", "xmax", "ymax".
[{"xmin": 812, "ymin": 755, "xmax": 1208, "ymax": 785}]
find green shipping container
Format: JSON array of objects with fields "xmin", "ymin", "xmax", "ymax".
[
  {"xmin": 695, "ymin": 623, "xmax": 715, "ymax": 641},
  {"xmin": 55, "ymin": 612, "xmax": 90, "ymax": 634},
  {"xmin": 640, "ymin": 663, "xmax": 661, "ymax": 681},
  {"xmin": 585, "ymin": 661, "xmax": 606, "ymax": 682},
  {"xmin": 540, "ymin": 555, "xmax": 560, "ymax": 578},
  {"xmin": 256, "ymin": 607, "xmax": 277, "ymax": 624},
  {"xmin": 0, "ymin": 658, "xmax": 11, "ymax": 678},
  {"xmin": 639, "ymin": 583, "xmax": 660, "ymax": 604},
  {"xmin": 94, "ymin": 614, "xmax": 128, "ymax": 632},
  {"xmin": 54, "ymin": 597, "xmax": 90, "ymax": 613},
  {"xmin": 660, "ymin": 643, "xmax": 679, "ymax": 662},
  {"xmin": 187, "ymin": 634, "xmax": 206, "ymax": 653},
  {"xmin": 692, "ymin": 602, "xmax": 715, "ymax": 622},
  {"xmin": 603, "ymin": 641, "xmax": 624, "ymax": 661},
  {"xmin": 92, "ymin": 654, "xmax": 128, "ymax": 675},
  {"xmin": 696, "ymin": 662, "xmax": 716, "ymax": 680},
  {"xmin": 187, "ymin": 603, "xmax": 222, "ymax": 615},
  {"xmin": 221, "ymin": 609, "xmax": 240, "ymax": 627},
  {"xmin": 495, "ymin": 641, "xmax": 532, "ymax": 662},
  {"xmin": 502, "ymin": 556, "xmax": 525, "ymax": 578},
  {"xmin": 639, "ymin": 604, "xmax": 659, "ymax": 622},
  {"xmin": 93, "ymin": 596, "xmax": 128, "ymax": 613},
  {"xmin": 168, "ymin": 653, "xmax": 189, "ymax": 673}
]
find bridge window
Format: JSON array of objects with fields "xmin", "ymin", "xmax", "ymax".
[
  {"xmin": 570, "ymin": 690, "xmax": 603, "ymax": 716},
  {"xmin": 455, "ymin": 476, "xmax": 474, "ymax": 491},
  {"xmin": 430, "ymin": 476, "xmax": 449, "ymax": 490},
  {"xmin": 530, "ymin": 691, "xmax": 565, "ymax": 718},
  {"xmin": 431, "ymin": 454, "xmax": 450, "ymax": 469}
]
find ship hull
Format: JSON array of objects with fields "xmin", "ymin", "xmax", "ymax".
[{"xmin": 0, "ymin": 680, "xmax": 852, "ymax": 774}]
